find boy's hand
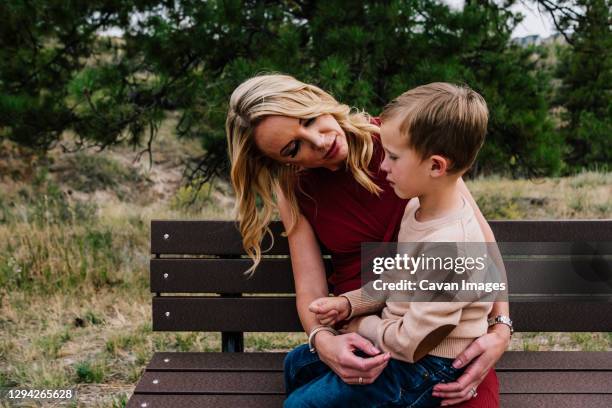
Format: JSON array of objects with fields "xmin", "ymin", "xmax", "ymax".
[{"xmin": 308, "ymin": 296, "xmax": 351, "ymax": 325}]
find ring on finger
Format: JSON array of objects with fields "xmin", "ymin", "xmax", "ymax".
[
  {"xmin": 469, "ymin": 387, "xmax": 478, "ymax": 398},
  {"xmin": 358, "ymin": 377, "xmax": 363, "ymax": 385}
]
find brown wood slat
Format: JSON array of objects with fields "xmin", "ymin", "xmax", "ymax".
[
  {"xmin": 151, "ymin": 220, "xmax": 612, "ymax": 255},
  {"xmin": 134, "ymin": 371, "xmax": 284, "ymax": 394},
  {"xmin": 496, "ymin": 241, "xmax": 611, "ymax": 256},
  {"xmin": 509, "ymin": 302, "xmax": 612, "ymax": 331},
  {"xmin": 150, "ymin": 258, "xmax": 612, "ymax": 295},
  {"xmin": 490, "ymin": 220, "xmax": 612, "ymax": 243},
  {"xmin": 498, "ymin": 371, "xmax": 612, "ymax": 393},
  {"xmin": 505, "ymin": 259, "xmax": 612, "ymax": 295},
  {"xmin": 128, "ymin": 352, "xmax": 612, "ymax": 407},
  {"xmin": 499, "ymin": 394, "xmax": 612, "ymax": 408},
  {"xmin": 153, "ymin": 296, "xmax": 612, "ymax": 332},
  {"xmin": 127, "ymin": 394, "xmax": 285, "ymax": 408},
  {"xmin": 151, "ymin": 221, "xmax": 289, "ymax": 255},
  {"xmin": 151, "ymin": 259, "xmax": 331, "ymax": 294},
  {"xmin": 136, "ymin": 371, "xmax": 612, "ymax": 395},
  {"xmin": 127, "ymin": 393, "xmax": 612, "ymax": 408},
  {"xmin": 144, "ymin": 351, "xmax": 612, "ymax": 372},
  {"xmin": 147, "ymin": 352, "xmax": 286, "ymax": 371},
  {"xmin": 150, "ymin": 259, "xmax": 295, "ymax": 294},
  {"xmin": 134, "ymin": 370, "xmax": 612, "ymax": 395},
  {"xmin": 496, "ymin": 351, "xmax": 612, "ymax": 371},
  {"xmin": 152, "ymin": 297, "xmax": 302, "ymax": 332}
]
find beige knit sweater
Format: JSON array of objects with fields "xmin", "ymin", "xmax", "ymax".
[{"xmin": 342, "ymin": 196, "xmax": 493, "ymax": 363}]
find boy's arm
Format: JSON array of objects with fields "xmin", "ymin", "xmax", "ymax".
[
  {"xmin": 343, "ymin": 255, "xmax": 412, "ymax": 319},
  {"xmin": 341, "ymin": 286, "xmax": 386, "ymax": 319},
  {"xmin": 350, "ymin": 300, "xmax": 472, "ymax": 363}
]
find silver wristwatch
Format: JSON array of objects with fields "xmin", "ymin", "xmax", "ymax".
[{"xmin": 487, "ymin": 315, "xmax": 514, "ymax": 335}]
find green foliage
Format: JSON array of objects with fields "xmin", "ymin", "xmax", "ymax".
[
  {"xmin": 170, "ymin": 180, "xmax": 214, "ymax": 213},
  {"xmin": 0, "ymin": 1, "xmax": 146, "ymax": 149},
  {"xmin": 35, "ymin": 331, "xmax": 71, "ymax": 359},
  {"xmin": 0, "ymin": 1, "xmax": 605, "ymax": 177},
  {"xmin": 74, "ymin": 360, "xmax": 105, "ymax": 383},
  {"xmin": 555, "ymin": 0, "xmax": 611, "ymax": 171}
]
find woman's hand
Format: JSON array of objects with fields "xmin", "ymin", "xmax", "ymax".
[
  {"xmin": 432, "ymin": 325, "xmax": 511, "ymax": 406},
  {"xmin": 314, "ymin": 330, "xmax": 390, "ymax": 385}
]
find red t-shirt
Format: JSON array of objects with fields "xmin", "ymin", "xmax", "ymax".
[{"xmin": 296, "ymin": 126, "xmax": 408, "ymax": 295}]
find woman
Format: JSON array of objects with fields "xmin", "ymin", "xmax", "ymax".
[{"xmin": 226, "ymin": 74, "xmax": 511, "ymax": 407}]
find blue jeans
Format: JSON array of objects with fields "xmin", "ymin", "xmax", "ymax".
[{"xmin": 284, "ymin": 344, "xmax": 463, "ymax": 408}]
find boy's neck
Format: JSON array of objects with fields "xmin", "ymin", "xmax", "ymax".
[{"xmin": 415, "ymin": 179, "xmax": 463, "ymax": 222}]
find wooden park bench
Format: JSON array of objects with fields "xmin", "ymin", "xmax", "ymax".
[{"xmin": 127, "ymin": 220, "xmax": 612, "ymax": 408}]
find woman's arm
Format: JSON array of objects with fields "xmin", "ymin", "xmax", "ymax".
[
  {"xmin": 276, "ymin": 187, "xmax": 390, "ymax": 384},
  {"xmin": 275, "ymin": 187, "xmax": 330, "ymax": 333},
  {"xmin": 431, "ymin": 179, "xmax": 511, "ymax": 405}
]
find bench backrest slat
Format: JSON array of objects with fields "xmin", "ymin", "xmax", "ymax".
[
  {"xmin": 151, "ymin": 258, "xmax": 612, "ymax": 296},
  {"xmin": 150, "ymin": 220, "xmax": 612, "ymax": 333},
  {"xmin": 152, "ymin": 297, "xmax": 612, "ymax": 332},
  {"xmin": 151, "ymin": 220, "xmax": 612, "ymax": 255}
]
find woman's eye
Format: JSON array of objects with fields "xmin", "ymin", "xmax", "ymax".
[
  {"xmin": 302, "ymin": 117, "xmax": 316, "ymax": 127},
  {"xmin": 289, "ymin": 140, "xmax": 301, "ymax": 158}
]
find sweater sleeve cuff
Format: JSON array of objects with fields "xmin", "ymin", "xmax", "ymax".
[
  {"xmin": 341, "ymin": 289, "xmax": 385, "ymax": 319},
  {"xmin": 356, "ymin": 315, "xmax": 382, "ymax": 344}
]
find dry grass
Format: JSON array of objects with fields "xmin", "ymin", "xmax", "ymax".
[
  {"xmin": 467, "ymin": 171, "xmax": 611, "ymax": 220},
  {"xmin": 0, "ymin": 135, "xmax": 610, "ymax": 406}
]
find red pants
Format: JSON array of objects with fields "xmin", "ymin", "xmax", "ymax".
[{"xmin": 452, "ymin": 369, "xmax": 499, "ymax": 408}]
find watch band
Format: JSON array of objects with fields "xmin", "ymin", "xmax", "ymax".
[{"xmin": 488, "ymin": 315, "xmax": 514, "ymax": 335}]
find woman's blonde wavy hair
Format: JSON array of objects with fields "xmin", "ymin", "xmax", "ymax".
[{"xmin": 226, "ymin": 74, "xmax": 381, "ymax": 275}]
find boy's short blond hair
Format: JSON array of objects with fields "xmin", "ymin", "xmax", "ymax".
[{"xmin": 381, "ymin": 82, "xmax": 488, "ymax": 173}]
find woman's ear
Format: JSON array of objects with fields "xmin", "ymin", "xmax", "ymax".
[{"xmin": 429, "ymin": 155, "xmax": 450, "ymax": 177}]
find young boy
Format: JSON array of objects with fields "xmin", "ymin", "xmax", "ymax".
[{"xmin": 285, "ymin": 83, "xmax": 495, "ymax": 408}]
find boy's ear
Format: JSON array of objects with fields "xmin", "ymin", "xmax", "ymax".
[{"xmin": 429, "ymin": 155, "xmax": 450, "ymax": 177}]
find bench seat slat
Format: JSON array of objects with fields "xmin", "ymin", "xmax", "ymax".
[
  {"xmin": 496, "ymin": 351, "xmax": 612, "ymax": 371},
  {"xmin": 151, "ymin": 220, "xmax": 612, "ymax": 255},
  {"xmin": 129, "ymin": 394, "xmax": 612, "ymax": 408},
  {"xmin": 499, "ymin": 394, "xmax": 612, "ymax": 408},
  {"xmin": 147, "ymin": 352, "xmax": 286, "ymax": 371},
  {"xmin": 143, "ymin": 352, "xmax": 612, "ymax": 372},
  {"xmin": 127, "ymin": 393, "xmax": 612, "ymax": 408},
  {"xmin": 153, "ymin": 296, "xmax": 612, "ymax": 332},
  {"xmin": 497, "ymin": 371, "xmax": 612, "ymax": 393},
  {"xmin": 134, "ymin": 371, "xmax": 284, "ymax": 394},
  {"xmin": 127, "ymin": 394, "xmax": 285, "ymax": 408},
  {"xmin": 133, "ymin": 370, "xmax": 612, "ymax": 395}
]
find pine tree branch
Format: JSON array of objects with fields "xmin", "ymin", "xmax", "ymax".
[{"xmin": 531, "ymin": 0, "xmax": 581, "ymax": 45}]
